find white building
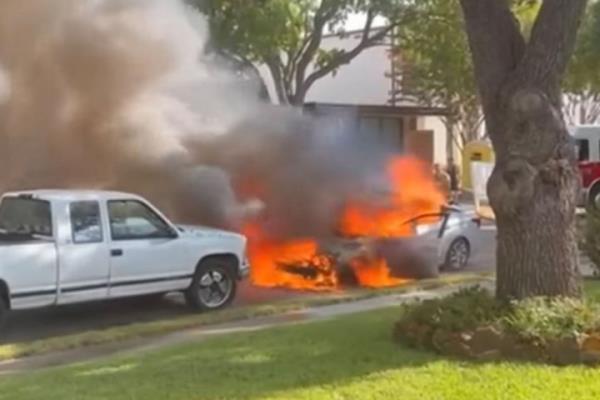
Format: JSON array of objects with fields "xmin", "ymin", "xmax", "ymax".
[{"xmin": 260, "ymin": 29, "xmax": 453, "ymax": 166}]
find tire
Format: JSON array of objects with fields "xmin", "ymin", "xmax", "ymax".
[
  {"xmin": 589, "ymin": 184, "xmax": 600, "ymax": 210},
  {"xmin": 185, "ymin": 258, "xmax": 237, "ymax": 311},
  {"xmin": 443, "ymin": 238, "xmax": 470, "ymax": 271}
]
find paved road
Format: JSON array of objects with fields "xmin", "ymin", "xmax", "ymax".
[{"xmin": 1, "ymin": 227, "xmax": 498, "ymax": 344}]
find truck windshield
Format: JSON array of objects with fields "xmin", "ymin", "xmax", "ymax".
[{"xmin": 0, "ymin": 197, "xmax": 53, "ymax": 237}]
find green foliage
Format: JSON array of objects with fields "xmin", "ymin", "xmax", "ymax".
[
  {"xmin": 502, "ymin": 297, "xmax": 600, "ymax": 342},
  {"xmin": 395, "ymin": 0, "xmax": 477, "ymax": 136},
  {"xmin": 565, "ymin": 1, "xmax": 600, "ymax": 94},
  {"xmin": 399, "ymin": 286, "xmax": 503, "ymax": 333},
  {"xmin": 394, "ymin": 0, "xmax": 539, "ymax": 145},
  {"xmin": 397, "ymin": 282, "xmax": 600, "ymax": 351}
]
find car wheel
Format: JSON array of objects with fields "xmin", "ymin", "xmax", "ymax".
[
  {"xmin": 443, "ymin": 238, "xmax": 470, "ymax": 271},
  {"xmin": 185, "ymin": 259, "xmax": 237, "ymax": 311}
]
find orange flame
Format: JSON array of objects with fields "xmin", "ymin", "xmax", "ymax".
[
  {"xmin": 242, "ymin": 156, "xmax": 445, "ymax": 291},
  {"xmin": 243, "ymin": 224, "xmax": 338, "ymax": 291},
  {"xmin": 350, "ymin": 257, "xmax": 410, "ymax": 288},
  {"xmin": 339, "ymin": 156, "xmax": 445, "ymax": 238}
]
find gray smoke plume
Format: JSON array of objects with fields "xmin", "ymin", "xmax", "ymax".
[{"xmin": 0, "ymin": 0, "xmax": 391, "ymax": 240}]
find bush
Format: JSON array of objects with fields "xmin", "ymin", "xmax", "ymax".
[
  {"xmin": 399, "ymin": 286, "xmax": 503, "ymax": 333},
  {"xmin": 582, "ymin": 208, "xmax": 600, "ymax": 277},
  {"xmin": 394, "ymin": 285, "xmax": 600, "ymax": 364},
  {"xmin": 502, "ymin": 297, "xmax": 600, "ymax": 343}
]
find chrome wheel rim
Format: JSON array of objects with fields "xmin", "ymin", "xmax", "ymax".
[
  {"xmin": 448, "ymin": 240, "xmax": 469, "ymax": 270},
  {"xmin": 594, "ymin": 192, "xmax": 600, "ymax": 209},
  {"xmin": 198, "ymin": 268, "xmax": 232, "ymax": 308}
]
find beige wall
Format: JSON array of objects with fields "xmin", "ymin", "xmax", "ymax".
[{"xmin": 257, "ymin": 31, "xmax": 453, "ymax": 163}]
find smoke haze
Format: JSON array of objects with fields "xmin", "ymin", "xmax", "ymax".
[{"xmin": 0, "ymin": 0, "xmax": 391, "ymax": 240}]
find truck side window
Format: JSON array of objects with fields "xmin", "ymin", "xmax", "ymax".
[
  {"xmin": 108, "ymin": 200, "xmax": 174, "ymax": 241},
  {"xmin": 576, "ymin": 139, "xmax": 589, "ymax": 161},
  {"xmin": 70, "ymin": 201, "xmax": 103, "ymax": 244}
]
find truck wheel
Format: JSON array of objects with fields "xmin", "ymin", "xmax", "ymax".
[
  {"xmin": 185, "ymin": 259, "xmax": 237, "ymax": 311},
  {"xmin": 589, "ymin": 184, "xmax": 600, "ymax": 210}
]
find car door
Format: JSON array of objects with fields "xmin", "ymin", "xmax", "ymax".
[
  {"xmin": 57, "ymin": 200, "xmax": 110, "ymax": 304},
  {"xmin": 106, "ymin": 199, "xmax": 192, "ymax": 298}
]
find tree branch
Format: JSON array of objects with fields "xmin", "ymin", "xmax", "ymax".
[
  {"xmin": 266, "ymin": 57, "xmax": 288, "ymax": 104},
  {"xmin": 211, "ymin": 49, "xmax": 271, "ymax": 102},
  {"xmin": 518, "ymin": 0, "xmax": 588, "ymax": 90},
  {"xmin": 293, "ymin": 0, "xmax": 339, "ymax": 99},
  {"xmin": 459, "ymin": 0, "xmax": 526, "ymax": 117},
  {"xmin": 294, "ymin": 23, "xmax": 396, "ymax": 104}
]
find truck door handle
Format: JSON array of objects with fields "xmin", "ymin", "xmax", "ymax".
[{"xmin": 111, "ymin": 249, "xmax": 123, "ymax": 257}]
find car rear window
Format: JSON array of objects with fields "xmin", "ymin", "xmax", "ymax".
[{"xmin": 0, "ymin": 197, "xmax": 53, "ymax": 237}]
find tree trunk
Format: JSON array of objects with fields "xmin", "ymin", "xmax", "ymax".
[
  {"xmin": 488, "ymin": 87, "xmax": 581, "ymax": 299},
  {"xmin": 460, "ymin": 0, "xmax": 587, "ymax": 300}
]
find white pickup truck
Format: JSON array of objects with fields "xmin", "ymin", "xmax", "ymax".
[{"xmin": 0, "ymin": 190, "xmax": 249, "ymax": 321}]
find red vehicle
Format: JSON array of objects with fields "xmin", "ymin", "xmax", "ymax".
[{"xmin": 573, "ymin": 126, "xmax": 600, "ymax": 208}]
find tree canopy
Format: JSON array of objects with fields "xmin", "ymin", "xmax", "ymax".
[
  {"xmin": 393, "ymin": 0, "xmax": 541, "ymax": 149},
  {"xmin": 564, "ymin": 0, "xmax": 600, "ymax": 125},
  {"xmin": 191, "ymin": 0, "xmax": 405, "ymax": 105}
]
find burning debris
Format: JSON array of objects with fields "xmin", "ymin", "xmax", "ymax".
[{"xmin": 0, "ymin": 0, "xmax": 446, "ymax": 292}]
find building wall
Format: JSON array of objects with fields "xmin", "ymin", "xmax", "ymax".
[
  {"xmin": 419, "ymin": 116, "xmax": 451, "ymax": 166},
  {"xmin": 258, "ymin": 31, "xmax": 451, "ymax": 166},
  {"xmin": 305, "ymin": 34, "xmax": 392, "ymax": 105},
  {"xmin": 259, "ymin": 31, "xmax": 392, "ymax": 106}
]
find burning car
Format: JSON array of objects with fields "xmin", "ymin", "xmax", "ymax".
[
  {"xmin": 244, "ymin": 157, "xmax": 481, "ymax": 292},
  {"xmin": 321, "ymin": 204, "xmax": 481, "ymax": 283}
]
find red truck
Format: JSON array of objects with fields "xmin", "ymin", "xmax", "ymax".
[{"xmin": 573, "ymin": 126, "xmax": 600, "ymax": 208}]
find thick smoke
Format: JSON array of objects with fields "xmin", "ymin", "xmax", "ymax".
[{"xmin": 0, "ymin": 0, "xmax": 391, "ymax": 240}]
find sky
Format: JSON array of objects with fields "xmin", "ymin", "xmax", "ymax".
[{"xmin": 331, "ymin": 12, "xmax": 388, "ymax": 33}]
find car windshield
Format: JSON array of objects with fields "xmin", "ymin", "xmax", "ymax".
[{"xmin": 0, "ymin": 197, "xmax": 53, "ymax": 237}]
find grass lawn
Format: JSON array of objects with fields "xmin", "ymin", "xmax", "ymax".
[
  {"xmin": 585, "ymin": 278, "xmax": 600, "ymax": 301},
  {"xmin": 2, "ymin": 282, "xmax": 600, "ymax": 400}
]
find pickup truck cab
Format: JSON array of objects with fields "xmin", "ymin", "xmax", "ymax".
[{"xmin": 0, "ymin": 190, "xmax": 249, "ymax": 321}]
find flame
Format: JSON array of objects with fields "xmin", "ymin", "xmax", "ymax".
[
  {"xmin": 241, "ymin": 156, "xmax": 445, "ymax": 291},
  {"xmin": 243, "ymin": 224, "xmax": 338, "ymax": 291},
  {"xmin": 350, "ymin": 257, "xmax": 410, "ymax": 288},
  {"xmin": 339, "ymin": 156, "xmax": 445, "ymax": 238}
]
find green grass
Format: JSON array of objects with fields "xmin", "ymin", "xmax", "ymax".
[
  {"xmin": 0, "ymin": 273, "xmax": 491, "ymax": 362},
  {"xmin": 584, "ymin": 278, "xmax": 600, "ymax": 301},
  {"xmin": 2, "ymin": 300, "xmax": 600, "ymax": 400}
]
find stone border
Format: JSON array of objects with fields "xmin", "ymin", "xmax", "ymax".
[{"xmin": 394, "ymin": 322, "xmax": 600, "ymax": 366}]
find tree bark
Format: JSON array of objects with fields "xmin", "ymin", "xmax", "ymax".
[{"xmin": 460, "ymin": 0, "xmax": 587, "ymax": 300}]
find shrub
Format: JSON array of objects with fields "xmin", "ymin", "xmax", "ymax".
[
  {"xmin": 399, "ymin": 286, "xmax": 503, "ymax": 333},
  {"xmin": 395, "ymin": 285, "xmax": 600, "ymax": 365},
  {"xmin": 502, "ymin": 297, "xmax": 600, "ymax": 343}
]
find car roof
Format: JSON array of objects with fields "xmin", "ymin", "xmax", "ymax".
[{"xmin": 1, "ymin": 189, "xmax": 141, "ymax": 202}]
